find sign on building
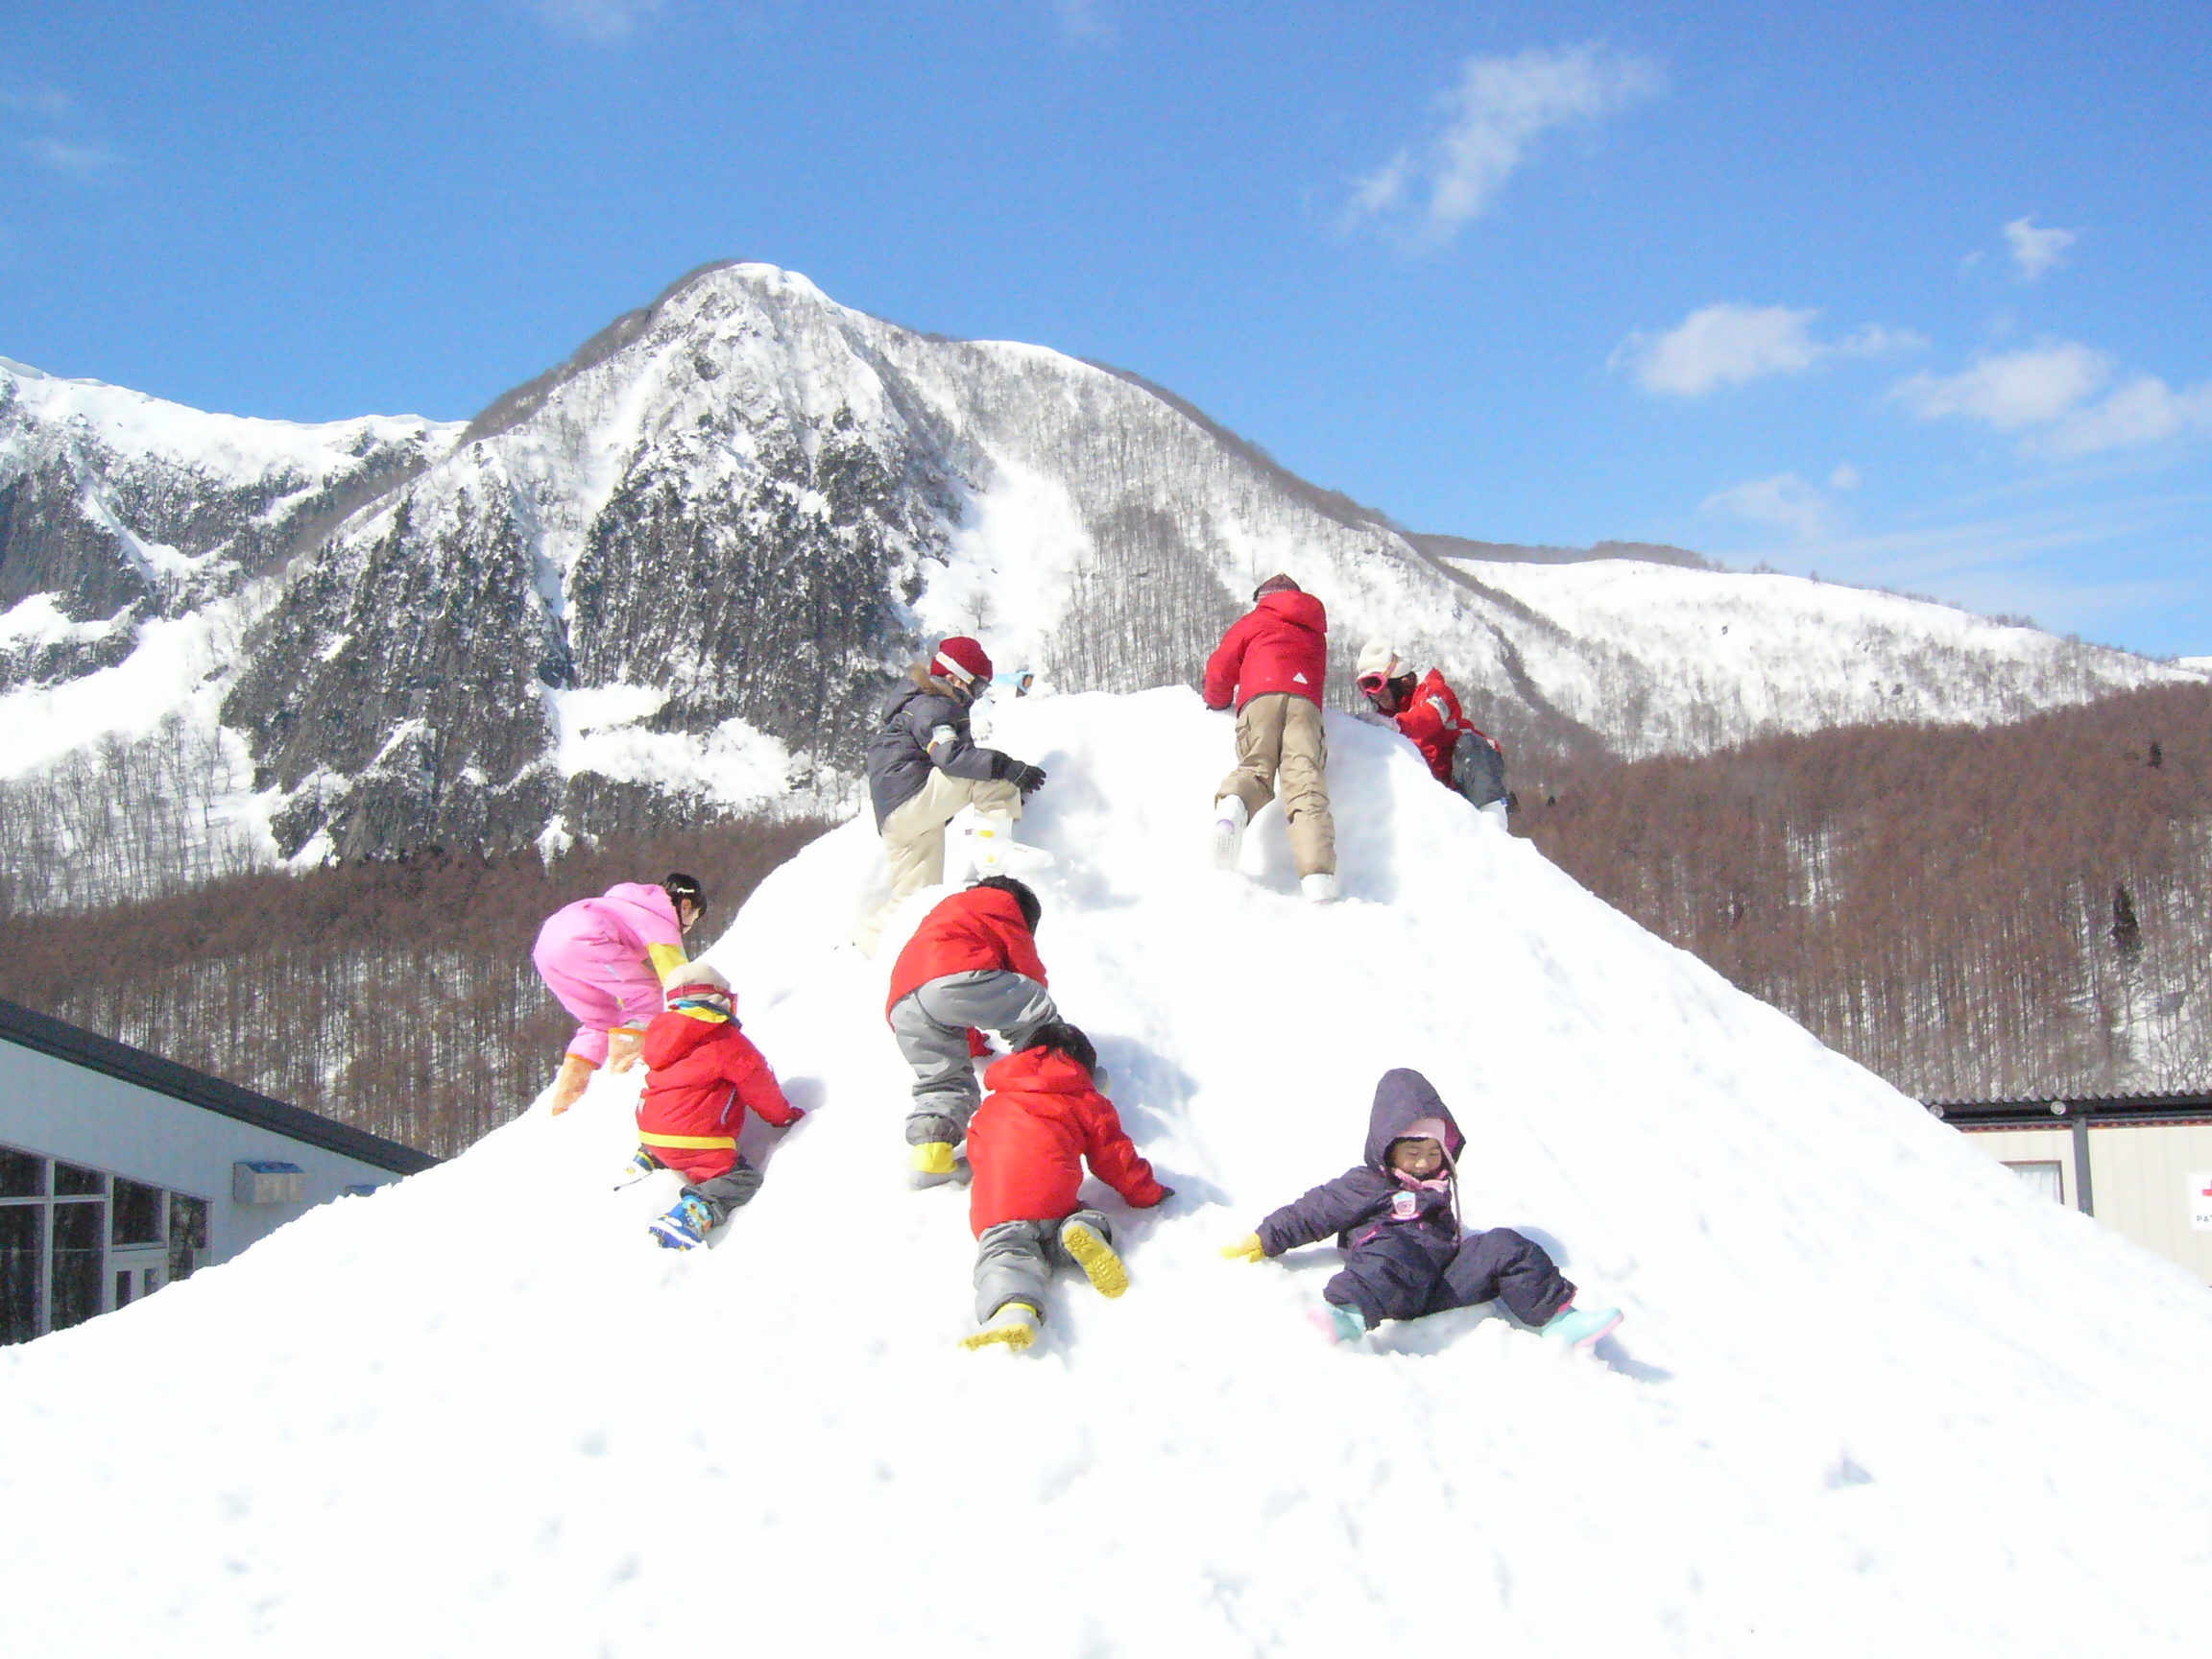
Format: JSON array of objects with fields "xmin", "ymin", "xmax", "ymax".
[{"xmin": 2191, "ymin": 1172, "xmax": 2212, "ymax": 1232}]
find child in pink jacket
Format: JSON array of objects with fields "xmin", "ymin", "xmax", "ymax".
[{"xmin": 532, "ymin": 874, "xmax": 703, "ymax": 1113}]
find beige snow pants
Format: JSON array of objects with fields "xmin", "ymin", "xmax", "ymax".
[
  {"xmin": 1216, "ymin": 692, "xmax": 1335, "ymax": 878},
  {"xmin": 855, "ymin": 770, "xmax": 1024, "ymax": 953}
]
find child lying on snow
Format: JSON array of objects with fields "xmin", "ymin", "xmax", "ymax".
[
  {"xmin": 961, "ymin": 1022, "xmax": 1171, "ymax": 1352},
  {"xmin": 1224, "ymin": 1068, "xmax": 1620, "ymax": 1348},
  {"xmin": 632, "ymin": 962, "xmax": 805, "ymax": 1250}
]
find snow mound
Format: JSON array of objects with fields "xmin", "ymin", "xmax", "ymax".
[{"xmin": 5, "ymin": 691, "xmax": 2210, "ymax": 1655}]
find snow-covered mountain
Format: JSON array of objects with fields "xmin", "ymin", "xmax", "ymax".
[
  {"xmin": 5, "ymin": 694, "xmax": 2207, "ymax": 1655},
  {"xmin": 1, "ymin": 265, "xmax": 2195, "ymax": 872}
]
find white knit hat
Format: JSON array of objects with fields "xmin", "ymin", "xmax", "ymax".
[
  {"xmin": 661, "ymin": 960, "xmax": 731, "ymax": 996},
  {"xmin": 1357, "ymin": 639, "xmax": 1400, "ymax": 680}
]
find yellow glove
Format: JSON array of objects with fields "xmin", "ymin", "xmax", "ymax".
[{"xmin": 1220, "ymin": 1233, "xmax": 1265, "ymax": 1263}]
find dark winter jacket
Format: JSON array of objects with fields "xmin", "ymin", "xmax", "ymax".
[
  {"xmin": 637, "ymin": 1006, "xmax": 797, "ymax": 1182},
  {"xmin": 1256, "ymin": 1069, "xmax": 1466, "ymax": 1262},
  {"xmin": 967, "ymin": 1046, "xmax": 1167, "ymax": 1236},
  {"xmin": 1203, "ymin": 591, "xmax": 1329, "ymax": 711},
  {"xmin": 884, "ymin": 884, "xmax": 1050, "ymax": 1018},
  {"xmin": 865, "ymin": 664, "xmax": 1018, "ymax": 828}
]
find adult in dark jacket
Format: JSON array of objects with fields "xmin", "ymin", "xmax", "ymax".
[
  {"xmin": 1204, "ymin": 574, "xmax": 1338, "ymax": 902},
  {"xmin": 1223, "ymin": 1068, "xmax": 1621, "ymax": 1347},
  {"xmin": 857, "ymin": 635, "xmax": 1047, "ymax": 953}
]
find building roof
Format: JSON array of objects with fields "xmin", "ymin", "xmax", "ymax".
[
  {"xmin": 1926, "ymin": 1091, "xmax": 2212, "ymax": 1130},
  {"xmin": 0, "ymin": 998, "xmax": 439, "ymax": 1176}
]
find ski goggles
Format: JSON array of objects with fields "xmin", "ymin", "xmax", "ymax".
[{"xmin": 1357, "ymin": 671, "xmax": 1394, "ymax": 695}]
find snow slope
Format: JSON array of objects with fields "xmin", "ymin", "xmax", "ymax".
[{"xmin": 5, "ymin": 679, "xmax": 2211, "ymax": 1655}]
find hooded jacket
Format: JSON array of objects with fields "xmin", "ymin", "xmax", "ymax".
[
  {"xmin": 884, "ymin": 884, "xmax": 1049, "ymax": 1019},
  {"xmin": 966, "ymin": 1046, "xmax": 1168, "ymax": 1236},
  {"xmin": 1203, "ymin": 590, "xmax": 1330, "ymax": 711},
  {"xmin": 1256, "ymin": 1069, "xmax": 1466, "ymax": 1260},
  {"xmin": 543, "ymin": 881, "xmax": 690, "ymax": 981},
  {"xmin": 865, "ymin": 664, "xmax": 1016, "ymax": 828},
  {"xmin": 1390, "ymin": 669, "xmax": 1475, "ymax": 785},
  {"xmin": 636, "ymin": 1004, "xmax": 797, "ymax": 1179}
]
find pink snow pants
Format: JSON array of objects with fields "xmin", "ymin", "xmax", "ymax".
[{"xmin": 532, "ymin": 914, "xmax": 661, "ymax": 1067}]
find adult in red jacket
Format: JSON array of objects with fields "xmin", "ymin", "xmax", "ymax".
[
  {"xmin": 960, "ymin": 1023, "xmax": 1169, "ymax": 1352},
  {"xmin": 1204, "ymin": 573, "xmax": 1338, "ymax": 901},
  {"xmin": 636, "ymin": 961, "xmax": 803, "ymax": 1249},
  {"xmin": 884, "ymin": 876, "xmax": 1059, "ymax": 1181},
  {"xmin": 1356, "ymin": 639, "xmax": 1510, "ymax": 813}
]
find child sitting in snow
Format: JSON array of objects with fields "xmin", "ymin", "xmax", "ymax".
[
  {"xmin": 634, "ymin": 961, "xmax": 804, "ymax": 1250},
  {"xmin": 1223, "ymin": 1068, "xmax": 1620, "ymax": 1348},
  {"xmin": 961, "ymin": 1022, "xmax": 1170, "ymax": 1352}
]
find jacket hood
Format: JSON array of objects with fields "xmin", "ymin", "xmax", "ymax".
[
  {"xmin": 982, "ymin": 1046, "xmax": 1096, "ymax": 1097},
  {"xmin": 1256, "ymin": 590, "xmax": 1327, "ymax": 636},
  {"xmin": 644, "ymin": 1006, "xmax": 735, "ymax": 1070},
  {"xmin": 1362, "ymin": 1069, "xmax": 1464, "ymax": 1170}
]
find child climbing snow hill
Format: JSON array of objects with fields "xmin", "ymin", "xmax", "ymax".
[
  {"xmin": 961, "ymin": 1022, "xmax": 1169, "ymax": 1352},
  {"xmin": 1224, "ymin": 1068, "xmax": 1621, "ymax": 1348},
  {"xmin": 533, "ymin": 874, "xmax": 705, "ymax": 1113},
  {"xmin": 1204, "ymin": 573, "xmax": 1339, "ymax": 903},
  {"xmin": 635, "ymin": 962, "xmax": 804, "ymax": 1250},
  {"xmin": 884, "ymin": 877, "xmax": 1060, "ymax": 1185}
]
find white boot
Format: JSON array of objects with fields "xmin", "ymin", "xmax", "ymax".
[
  {"xmin": 1211, "ymin": 796, "xmax": 1249, "ymax": 869},
  {"xmin": 971, "ymin": 810, "xmax": 1052, "ymax": 873},
  {"xmin": 1301, "ymin": 872, "xmax": 1338, "ymax": 904}
]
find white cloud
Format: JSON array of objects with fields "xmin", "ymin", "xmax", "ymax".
[
  {"xmin": 1829, "ymin": 463, "xmax": 1863, "ymax": 492},
  {"xmin": 1613, "ymin": 303, "xmax": 1921, "ymax": 397},
  {"xmin": 2044, "ymin": 376, "xmax": 2212, "ymax": 458},
  {"xmin": 2004, "ymin": 215, "xmax": 2076, "ymax": 281},
  {"xmin": 1344, "ymin": 42, "xmax": 1662, "ymax": 244},
  {"xmin": 1702, "ymin": 472, "xmax": 1837, "ymax": 541},
  {"xmin": 0, "ymin": 87, "xmax": 73, "ymax": 119},
  {"xmin": 522, "ymin": 0, "xmax": 663, "ymax": 40},
  {"xmin": 1892, "ymin": 341, "xmax": 2113, "ymax": 431},
  {"xmin": 18, "ymin": 136, "xmax": 122, "ymax": 176},
  {"xmin": 1049, "ymin": 0, "xmax": 1111, "ymax": 41}
]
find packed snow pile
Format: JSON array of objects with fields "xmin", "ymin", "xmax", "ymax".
[{"xmin": 5, "ymin": 691, "xmax": 2211, "ymax": 1656}]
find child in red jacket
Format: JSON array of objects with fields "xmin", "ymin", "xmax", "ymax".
[
  {"xmin": 960, "ymin": 1022, "xmax": 1170, "ymax": 1352},
  {"xmin": 636, "ymin": 962, "xmax": 803, "ymax": 1250}
]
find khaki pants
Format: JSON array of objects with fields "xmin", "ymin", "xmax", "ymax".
[
  {"xmin": 855, "ymin": 770, "xmax": 1024, "ymax": 953},
  {"xmin": 1216, "ymin": 692, "xmax": 1335, "ymax": 878}
]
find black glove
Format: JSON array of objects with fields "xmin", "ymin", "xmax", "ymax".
[{"xmin": 1002, "ymin": 760, "xmax": 1047, "ymax": 796}]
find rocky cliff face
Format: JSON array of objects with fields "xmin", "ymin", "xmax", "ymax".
[{"xmin": 1, "ymin": 270, "xmax": 2197, "ymax": 881}]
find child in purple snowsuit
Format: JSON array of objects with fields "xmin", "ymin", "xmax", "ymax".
[
  {"xmin": 1225, "ymin": 1068, "xmax": 1621, "ymax": 1347},
  {"xmin": 532, "ymin": 875, "xmax": 703, "ymax": 1114}
]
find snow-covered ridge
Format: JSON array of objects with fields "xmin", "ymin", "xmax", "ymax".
[
  {"xmin": 0, "ymin": 262, "xmax": 2191, "ymax": 882},
  {"xmin": 4, "ymin": 692, "xmax": 2206, "ymax": 1654}
]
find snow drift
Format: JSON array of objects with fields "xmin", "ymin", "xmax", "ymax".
[{"xmin": 4, "ymin": 691, "xmax": 2210, "ymax": 1655}]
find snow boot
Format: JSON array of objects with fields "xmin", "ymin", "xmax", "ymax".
[
  {"xmin": 1060, "ymin": 1218, "xmax": 1127, "ymax": 1298},
  {"xmin": 647, "ymin": 1192, "xmax": 715, "ymax": 1251},
  {"xmin": 613, "ymin": 1147, "xmax": 660, "ymax": 1190},
  {"xmin": 971, "ymin": 810, "xmax": 1052, "ymax": 873},
  {"xmin": 961, "ymin": 1301, "xmax": 1041, "ymax": 1352},
  {"xmin": 1210, "ymin": 796, "xmax": 1249, "ymax": 869},
  {"xmin": 1542, "ymin": 1303, "xmax": 1623, "ymax": 1349},
  {"xmin": 1301, "ymin": 872, "xmax": 1339, "ymax": 904},
  {"xmin": 1308, "ymin": 1302, "xmax": 1366, "ymax": 1345}
]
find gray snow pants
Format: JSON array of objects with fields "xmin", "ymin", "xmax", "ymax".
[
  {"xmin": 888, "ymin": 969, "xmax": 1058, "ymax": 1144},
  {"xmin": 974, "ymin": 1209, "xmax": 1114, "ymax": 1323},
  {"xmin": 645, "ymin": 1153, "xmax": 762, "ymax": 1227}
]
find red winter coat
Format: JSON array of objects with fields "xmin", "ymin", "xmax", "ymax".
[
  {"xmin": 884, "ymin": 885, "xmax": 1048, "ymax": 1018},
  {"xmin": 637, "ymin": 1008, "xmax": 797, "ymax": 1182},
  {"xmin": 1203, "ymin": 591, "xmax": 1329, "ymax": 710},
  {"xmin": 966, "ymin": 1046, "xmax": 1167, "ymax": 1236},
  {"xmin": 1393, "ymin": 668, "xmax": 1467, "ymax": 783}
]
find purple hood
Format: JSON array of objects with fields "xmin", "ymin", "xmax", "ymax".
[{"xmin": 1361, "ymin": 1069, "xmax": 1465, "ymax": 1171}]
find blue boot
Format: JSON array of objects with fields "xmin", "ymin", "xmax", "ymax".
[
  {"xmin": 1308, "ymin": 1301, "xmax": 1367, "ymax": 1345},
  {"xmin": 1541, "ymin": 1303, "xmax": 1623, "ymax": 1349},
  {"xmin": 648, "ymin": 1192, "xmax": 715, "ymax": 1251}
]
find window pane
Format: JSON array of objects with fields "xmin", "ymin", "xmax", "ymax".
[
  {"xmin": 50, "ymin": 1202, "xmax": 104, "ymax": 1332},
  {"xmin": 112, "ymin": 1179, "xmax": 162, "ymax": 1246},
  {"xmin": 168, "ymin": 1195, "xmax": 208, "ymax": 1284},
  {"xmin": 114, "ymin": 1269, "xmax": 132, "ymax": 1309},
  {"xmin": 53, "ymin": 1161, "xmax": 104, "ymax": 1197},
  {"xmin": 2003, "ymin": 1161, "xmax": 2065, "ymax": 1204},
  {"xmin": 0, "ymin": 1206, "xmax": 39, "ymax": 1345},
  {"xmin": 0, "ymin": 1145, "xmax": 42, "ymax": 1198}
]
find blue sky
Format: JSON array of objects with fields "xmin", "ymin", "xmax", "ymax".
[{"xmin": 6, "ymin": 1, "xmax": 2208, "ymax": 656}]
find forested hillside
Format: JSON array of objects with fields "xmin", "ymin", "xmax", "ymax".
[{"xmin": 1527, "ymin": 682, "xmax": 2212, "ymax": 1100}]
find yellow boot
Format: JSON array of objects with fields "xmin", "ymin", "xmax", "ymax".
[
  {"xmin": 911, "ymin": 1142, "xmax": 958, "ymax": 1176},
  {"xmin": 961, "ymin": 1301, "xmax": 1040, "ymax": 1352},
  {"xmin": 1060, "ymin": 1218, "xmax": 1128, "ymax": 1298}
]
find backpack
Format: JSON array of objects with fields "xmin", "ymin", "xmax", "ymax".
[{"xmin": 1450, "ymin": 728, "xmax": 1508, "ymax": 810}]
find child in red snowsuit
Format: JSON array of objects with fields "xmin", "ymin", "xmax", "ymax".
[
  {"xmin": 637, "ymin": 961, "xmax": 803, "ymax": 1250},
  {"xmin": 960, "ymin": 1022, "xmax": 1169, "ymax": 1352}
]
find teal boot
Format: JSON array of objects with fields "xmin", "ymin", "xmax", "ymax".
[{"xmin": 1542, "ymin": 1303, "xmax": 1623, "ymax": 1349}]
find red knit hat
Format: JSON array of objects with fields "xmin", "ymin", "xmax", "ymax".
[{"xmin": 933, "ymin": 636, "xmax": 993, "ymax": 685}]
